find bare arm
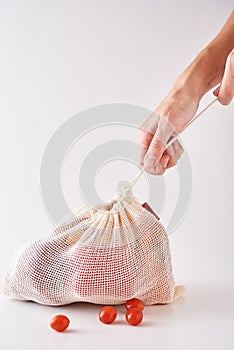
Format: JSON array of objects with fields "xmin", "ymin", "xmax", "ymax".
[
  {"xmin": 139, "ymin": 10, "xmax": 234, "ymax": 175},
  {"xmin": 182, "ymin": 10, "xmax": 234, "ymax": 100}
]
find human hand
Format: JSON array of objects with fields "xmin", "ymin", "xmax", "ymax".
[
  {"xmin": 138, "ymin": 84, "xmax": 200, "ymax": 175},
  {"xmin": 138, "ymin": 40, "xmax": 234, "ymax": 176},
  {"xmin": 213, "ymin": 48, "xmax": 234, "ymax": 105}
]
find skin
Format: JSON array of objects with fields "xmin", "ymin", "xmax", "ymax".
[{"xmin": 139, "ymin": 10, "xmax": 234, "ymax": 175}]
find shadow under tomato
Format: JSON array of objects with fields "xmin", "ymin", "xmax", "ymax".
[{"xmin": 64, "ymin": 329, "xmax": 80, "ymax": 334}]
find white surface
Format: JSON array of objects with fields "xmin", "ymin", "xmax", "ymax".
[
  {"xmin": 1, "ymin": 283, "xmax": 234, "ymax": 350},
  {"xmin": 0, "ymin": 0, "xmax": 234, "ymax": 349}
]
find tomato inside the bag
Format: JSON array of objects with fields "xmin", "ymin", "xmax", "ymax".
[
  {"xmin": 99, "ymin": 306, "xmax": 117, "ymax": 324},
  {"xmin": 69, "ymin": 245, "xmax": 137, "ymax": 301}
]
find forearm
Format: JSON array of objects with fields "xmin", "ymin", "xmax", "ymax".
[
  {"xmin": 140, "ymin": 11, "xmax": 234, "ymax": 174},
  {"xmin": 173, "ymin": 10, "xmax": 234, "ymax": 100}
]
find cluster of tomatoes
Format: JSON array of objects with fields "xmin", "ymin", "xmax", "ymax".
[
  {"xmin": 99, "ymin": 298, "xmax": 144, "ymax": 326},
  {"xmin": 50, "ymin": 298, "xmax": 144, "ymax": 332}
]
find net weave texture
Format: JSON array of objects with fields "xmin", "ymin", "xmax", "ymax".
[{"xmin": 1, "ymin": 191, "xmax": 184, "ymax": 305}]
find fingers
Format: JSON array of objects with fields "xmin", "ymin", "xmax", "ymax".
[
  {"xmin": 165, "ymin": 141, "xmax": 184, "ymax": 169},
  {"xmin": 138, "ymin": 110, "xmax": 184, "ymax": 175},
  {"xmin": 139, "ymin": 139, "xmax": 184, "ymax": 175},
  {"xmin": 213, "ymin": 48, "xmax": 234, "ymax": 105},
  {"xmin": 142, "ymin": 153, "xmax": 169, "ymax": 175},
  {"xmin": 155, "ymin": 154, "xmax": 170, "ymax": 175},
  {"xmin": 138, "ymin": 112, "xmax": 159, "ymax": 148},
  {"xmin": 143, "ymin": 116, "xmax": 176, "ymax": 173},
  {"xmin": 144, "ymin": 138, "xmax": 165, "ymax": 170},
  {"xmin": 173, "ymin": 139, "xmax": 184, "ymax": 159},
  {"xmin": 138, "ymin": 146, "xmax": 147, "ymax": 168},
  {"xmin": 138, "ymin": 112, "xmax": 159, "ymax": 167}
]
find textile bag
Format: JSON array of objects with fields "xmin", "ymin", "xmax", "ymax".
[{"xmin": 0, "ymin": 189, "xmax": 184, "ymax": 305}]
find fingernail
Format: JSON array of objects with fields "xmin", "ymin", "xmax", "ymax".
[{"xmin": 144, "ymin": 153, "xmax": 158, "ymax": 168}]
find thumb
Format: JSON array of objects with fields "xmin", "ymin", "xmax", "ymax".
[
  {"xmin": 144, "ymin": 136, "xmax": 165, "ymax": 169},
  {"xmin": 144, "ymin": 115, "xmax": 176, "ymax": 169}
]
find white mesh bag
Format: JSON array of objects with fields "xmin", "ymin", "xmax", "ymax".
[{"xmin": 0, "ymin": 189, "xmax": 184, "ymax": 306}]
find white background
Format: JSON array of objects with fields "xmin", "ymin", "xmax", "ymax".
[{"xmin": 0, "ymin": 1, "xmax": 233, "ymax": 349}]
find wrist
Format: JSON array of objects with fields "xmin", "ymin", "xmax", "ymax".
[{"xmin": 173, "ymin": 47, "xmax": 223, "ymax": 100}]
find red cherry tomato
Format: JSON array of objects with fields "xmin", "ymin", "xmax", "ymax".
[
  {"xmin": 99, "ymin": 306, "xmax": 117, "ymax": 324},
  {"xmin": 126, "ymin": 308, "xmax": 143, "ymax": 326},
  {"xmin": 125, "ymin": 298, "xmax": 144, "ymax": 311},
  {"xmin": 50, "ymin": 314, "xmax": 70, "ymax": 332}
]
